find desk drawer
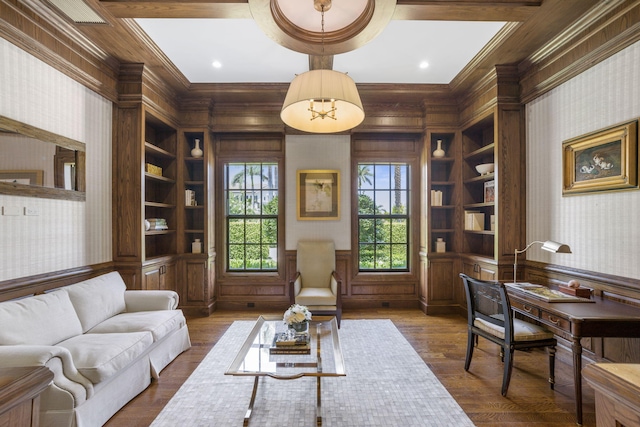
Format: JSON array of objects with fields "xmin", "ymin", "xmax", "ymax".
[
  {"xmin": 511, "ymin": 300, "xmax": 540, "ymax": 317},
  {"xmin": 540, "ymin": 310, "xmax": 571, "ymax": 333}
]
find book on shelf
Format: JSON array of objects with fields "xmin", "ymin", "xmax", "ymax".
[
  {"xmin": 484, "ymin": 180, "xmax": 495, "ymax": 203},
  {"xmin": 145, "ymin": 218, "xmax": 168, "ymax": 230},
  {"xmin": 145, "ymin": 163, "xmax": 163, "ymax": 177},
  {"xmin": 269, "ymin": 332, "xmax": 311, "ymax": 355},
  {"xmin": 185, "ymin": 189, "xmax": 196, "ymax": 206},
  {"xmin": 464, "ymin": 211, "xmax": 484, "ymax": 231},
  {"xmin": 430, "ymin": 190, "xmax": 443, "ymax": 206}
]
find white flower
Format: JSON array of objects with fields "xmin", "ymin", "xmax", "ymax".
[{"xmin": 283, "ymin": 304, "xmax": 312, "ymax": 325}]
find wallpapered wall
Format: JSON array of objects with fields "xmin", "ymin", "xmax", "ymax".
[
  {"xmin": 0, "ymin": 38, "xmax": 113, "ymax": 282},
  {"xmin": 285, "ymin": 135, "xmax": 351, "ymax": 250},
  {"xmin": 526, "ymin": 40, "xmax": 640, "ymax": 279}
]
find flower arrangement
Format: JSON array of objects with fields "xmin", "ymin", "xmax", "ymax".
[{"xmin": 283, "ymin": 304, "xmax": 312, "ymax": 326}]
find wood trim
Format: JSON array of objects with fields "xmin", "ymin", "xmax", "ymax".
[
  {"xmin": 0, "ymin": 0, "xmax": 119, "ymax": 101},
  {"xmin": 0, "ymin": 263, "xmax": 114, "ymax": 302},
  {"xmin": 520, "ymin": 0, "xmax": 640, "ymax": 103}
]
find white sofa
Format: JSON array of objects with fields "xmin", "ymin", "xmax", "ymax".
[{"xmin": 0, "ymin": 271, "xmax": 191, "ymax": 427}]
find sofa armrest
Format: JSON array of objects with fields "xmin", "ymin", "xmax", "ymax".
[
  {"xmin": 124, "ymin": 290, "xmax": 179, "ymax": 311},
  {"xmin": 0, "ymin": 345, "xmax": 93, "ymax": 403}
]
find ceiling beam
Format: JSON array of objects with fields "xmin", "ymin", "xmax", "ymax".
[
  {"xmin": 98, "ymin": 0, "xmax": 252, "ymax": 19},
  {"xmin": 98, "ymin": 0, "xmax": 541, "ymax": 20}
]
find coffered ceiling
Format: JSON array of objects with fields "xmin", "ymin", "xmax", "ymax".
[{"xmin": 31, "ymin": 0, "xmax": 603, "ymax": 97}]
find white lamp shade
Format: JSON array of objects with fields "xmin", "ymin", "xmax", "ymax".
[{"xmin": 281, "ymin": 69, "xmax": 365, "ymax": 133}]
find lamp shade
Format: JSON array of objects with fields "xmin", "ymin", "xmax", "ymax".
[
  {"xmin": 540, "ymin": 240, "xmax": 572, "ymax": 254},
  {"xmin": 281, "ymin": 69, "xmax": 365, "ymax": 133}
]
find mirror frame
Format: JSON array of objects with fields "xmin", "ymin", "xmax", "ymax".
[{"xmin": 0, "ymin": 115, "xmax": 86, "ymax": 201}]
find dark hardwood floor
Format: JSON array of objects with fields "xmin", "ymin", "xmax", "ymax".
[{"xmin": 105, "ymin": 308, "xmax": 595, "ymax": 426}]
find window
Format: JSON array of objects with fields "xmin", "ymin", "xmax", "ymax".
[
  {"xmin": 224, "ymin": 162, "xmax": 278, "ymax": 271},
  {"xmin": 357, "ymin": 163, "xmax": 410, "ymax": 271}
]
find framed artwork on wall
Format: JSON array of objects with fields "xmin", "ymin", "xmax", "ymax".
[
  {"xmin": 296, "ymin": 169, "xmax": 340, "ymax": 220},
  {"xmin": 0, "ymin": 170, "xmax": 43, "ymax": 186},
  {"xmin": 562, "ymin": 120, "xmax": 638, "ymax": 195}
]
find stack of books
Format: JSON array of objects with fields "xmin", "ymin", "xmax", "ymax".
[
  {"xmin": 464, "ymin": 211, "xmax": 484, "ymax": 231},
  {"xmin": 146, "ymin": 218, "xmax": 168, "ymax": 230},
  {"xmin": 269, "ymin": 332, "xmax": 310, "ymax": 355},
  {"xmin": 145, "ymin": 163, "xmax": 163, "ymax": 177},
  {"xmin": 185, "ymin": 189, "xmax": 196, "ymax": 206}
]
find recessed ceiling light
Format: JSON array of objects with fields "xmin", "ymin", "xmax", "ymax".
[
  {"xmin": 419, "ymin": 61, "xmax": 429, "ymax": 69},
  {"xmin": 212, "ymin": 61, "xmax": 222, "ymax": 69}
]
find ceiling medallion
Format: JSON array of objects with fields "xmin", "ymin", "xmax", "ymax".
[
  {"xmin": 249, "ymin": 0, "xmax": 397, "ymax": 55},
  {"xmin": 280, "ymin": 0, "xmax": 365, "ymax": 133}
]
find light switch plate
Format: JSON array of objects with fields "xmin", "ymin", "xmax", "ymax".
[{"xmin": 2, "ymin": 206, "xmax": 21, "ymax": 216}]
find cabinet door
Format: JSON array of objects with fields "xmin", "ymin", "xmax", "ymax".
[
  {"xmin": 143, "ymin": 267, "xmax": 161, "ymax": 290},
  {"xmin": 461, "ymin": 260, "xmax": 496, "ymax": 281},
  {"xmin": 184, "ymin": 259, "xmax": 207, "ymax": 303},
  {"xmin": 143, "ymin": 262, "xmax": 176, "ymax": 290},
  {"xmin": 427, "ymin": 258, "xmax": 455, "ymax": 304}
]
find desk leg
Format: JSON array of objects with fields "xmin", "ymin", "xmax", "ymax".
[{"xmin": 572, "ymin": 338, "xmax": 583, "ymax": 426}]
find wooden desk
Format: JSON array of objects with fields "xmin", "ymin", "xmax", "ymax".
[{"xmin": 507, "ymin": 288, "xmax": 640, "ymax": 426}]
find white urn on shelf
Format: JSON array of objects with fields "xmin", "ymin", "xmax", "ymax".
[
  {"xmin": 191, "ymin": 138, "xmax": 203, "ymax": 158},
  {"xmin": 432, "ymin": 139, "xmax": 445, "ymax": 158}
]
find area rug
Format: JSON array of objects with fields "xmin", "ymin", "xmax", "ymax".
[{"xmin": 151, "ymin": 319, "xmax": 475, "ymax": 427}]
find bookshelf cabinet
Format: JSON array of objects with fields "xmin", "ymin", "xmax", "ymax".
[
  {"xmin": 178, "ymin": 129, "xmax": 215, "ymax": 316},
  {"xmin": 114, "ymin": 104, "xmax": 179, "ymax": 291},
  {"xmin": 462, "ymin": 114, "xmax": 495, "ymax": 260},
  {"xmin": 422, "ymin": 130, "xmax": 460, "ymax": 314}
]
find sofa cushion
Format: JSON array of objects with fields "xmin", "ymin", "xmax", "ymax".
[
  {"xmin": 87, "ymin": 310, "xmax": 186, "ymax": 342},
  {"xmin": 57, "ymin": 332, "xmax": 153, "ymax": 383},
  {"xmin": 65, "ymin": 272, "xmax": 127, "ymax": 332},
  {"xmin": 0, "ymin": 291, "xmax": 83, "ymax": 345}
]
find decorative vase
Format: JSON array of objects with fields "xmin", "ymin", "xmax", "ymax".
[
  {"xmin": 433, "ymin": 139, "xmax": 445, "ymax": 158},
  {"xmin": 191, "ymin": 138, "xmax": 203, "ymax": 158},
  {"xmin": 289, "ymin": 321, "xmax": 309, "ymax": 335}
]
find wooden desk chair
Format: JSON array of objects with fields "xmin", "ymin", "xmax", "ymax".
[{"xmin": 459, "ymin": 273, "xmax": 557, "ymax": 396}]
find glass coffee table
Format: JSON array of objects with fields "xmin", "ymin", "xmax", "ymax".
[{"xmin": 225, "ymin": 315, "xmax": 345, "ymax": 426}]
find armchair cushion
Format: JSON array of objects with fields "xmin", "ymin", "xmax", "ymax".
[{"xmin": 294, "ymin": 288, "xmax": 337, "ymax": 307}]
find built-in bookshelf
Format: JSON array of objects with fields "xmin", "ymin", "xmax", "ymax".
[
  {"xmin": 461, "ymin": 114, "xmax": 495, "ymax": 259},
  {"xmin": 428, "ymin": 132, "xmax": 457, "ymax": 255},
  {"xmin": 144, "ymin": 112, "xmax": 177, "ymax": 259}
]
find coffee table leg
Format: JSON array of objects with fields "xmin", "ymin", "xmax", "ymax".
[
  {"xmin": 244, "ymin": 376, "xmax": 260, "ymax": 426},
  {"xmin": 316, "ymin": 376, "xmax": 322, "ymax": 426}
]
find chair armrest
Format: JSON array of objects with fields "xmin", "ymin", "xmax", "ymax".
[
  {"xmin": 124, "ymin": 290, "xmax": 179, "ymax": 311},
  {"xmin": 331, "ymin": 271, "xmax": 342, "ymax": 305},
  {"xmin": 0, "ymin": 345, "xmax": 93, "ymax": 402},
  {"xmin": 289, "ymin": 272, "xmax": 301, "ymax": 305}
]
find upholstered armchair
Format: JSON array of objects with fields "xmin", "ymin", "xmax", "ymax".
[{"xmin": 289, "ymin": 240, "xmax": 342, "ymax": 327}]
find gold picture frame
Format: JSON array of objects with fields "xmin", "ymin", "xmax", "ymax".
[
  {"xmin": 296, "ymin": 169, "xmax": 340, "ymax": 220},
  {"xmin": 0, "ymin": 170, "xmax": 44, "ymax": 186},
  {"xmin": 562, "ymin": 120, "xmax": 638, "ymax": 195}
]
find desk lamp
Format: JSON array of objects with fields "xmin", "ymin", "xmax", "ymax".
[{"xmin": 512, "ymin": 240, "xmax": 571, "ymax": 285}]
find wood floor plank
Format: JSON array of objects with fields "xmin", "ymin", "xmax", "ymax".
[{"xmin": 104, "ymin": 309, "xmax": 595, "ymax": 426}]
